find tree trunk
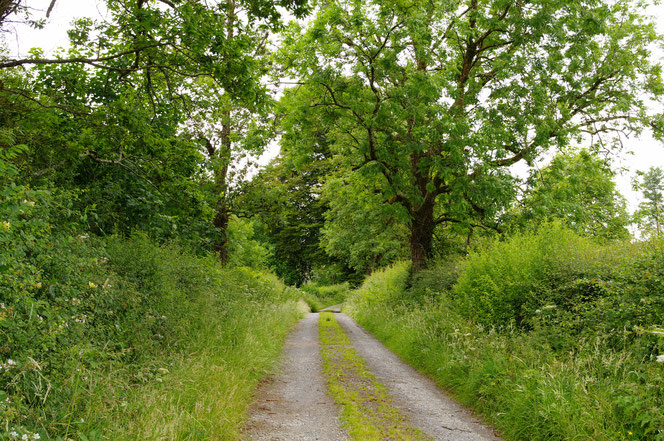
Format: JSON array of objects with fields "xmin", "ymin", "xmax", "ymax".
[
  {"xmin": 214, "ymin": 117, "xmax": 232, "ymax": 265},
  {"xmin": 213, "ymin": 207, "xmax": 230, "ymax": 263},
  {"xmin": 409, "ymin": 197, "xmax": 435, "ymax": 273}
]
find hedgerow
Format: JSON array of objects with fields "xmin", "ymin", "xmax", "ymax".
[{"xmin": 345, "ymin": 224, "xmax": 664, "ymax": 441}]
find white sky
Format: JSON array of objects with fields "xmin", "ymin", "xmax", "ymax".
[{"xmin": 3, "ymin": 0, "xmax": 664, "ymax": 213}]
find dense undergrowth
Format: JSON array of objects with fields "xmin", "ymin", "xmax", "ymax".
[
  {"xmin": 300, "ymin": 282, "xmax": 348, "ymax": 311},
  {"xmin": 345, "ymin": 224, "xmax": 664, "ymax": 441},
  {"xmin": 0, "ymin": 179, "xmax": 305, "ymax": 441}
]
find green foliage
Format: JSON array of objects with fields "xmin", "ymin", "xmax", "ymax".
[
  {"xmin": 321, "ymin": 178, "xmax": 410, "ymax": 274},
  {"xmin": 454, "ymin": 223, "xmax": 613, "ymax": 327},
  {"xmin": 299, "ymin": 282, "xmax": 348, "ymax": 311},
  {"xmin": 633, "ymin": 167, "xmax": 664, "ymax": 238},
  {"xmin": 226, "ymin": 216, "xmax": 269, "ymax": 269},
  {"xmin": 280, "ymin": 0, "xmax": 663, "ymax": 267},
  {"xmin": 510, "ymin": 149, "xmax": 630, "ymax": 240},
  {"xmin": 345, "ymin": 244, "xmax": 664, "ymax": 441},
  {"xmin": 453, "ymin": 224, "xmax": 664, "ymax": 349},
  {"xmin": 0, "ymin": 189, "xmax": 302, "ymax": 441},
  {"xmin": 344, "ymin": 261, "xmax": 410, "ymax": 316}
]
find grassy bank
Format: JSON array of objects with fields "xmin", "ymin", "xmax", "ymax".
[
  {"xmin": 345, "ymin": 226, "xmax": 664, "ymax": 441},
  {"xmin": 0, "ymin": 232, "xmax": 305, "ymax": 441}
]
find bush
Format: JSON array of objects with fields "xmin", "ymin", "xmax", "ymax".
[
  {"xmin": 300, "ymin": 282, "xmax": 349, "ymax": 311},
  {"xmin": 344, "ymin": 261, "xmax": 410, "ymax": 315},
  {"xmin": 1, "ymin": 220, "xmax": 302, "ymax": 440},
  {"xmin": 454, "ymin": 223, "xmax": 627, "ymax": 328}
]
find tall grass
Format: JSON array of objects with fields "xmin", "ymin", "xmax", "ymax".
[
  {"xmin": 1, "ymin": 234, "xmax": 305, "ymax": 441},
  {"xmin": 345, "ymin": 226, "xmax": 664, "ymax": 441}
]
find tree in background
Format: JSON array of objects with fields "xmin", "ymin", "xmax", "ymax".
[
  {"xmin": 510, "ymin": 149, "xmax": 630, "ymax": 240},
  {"xmin": 321, "ymin": 177, "xmax": 410, "ymax": 275},
  {"xmin": 280, "ymin": 0, "xmax": 664, "ymax": 271},
  {"xmin": 633, "ymin": 166, "xmax": 664, "ymax": 238},
  {"xmin": 0, "ymin": 0, "xmax": 308, "ymax": 258}
]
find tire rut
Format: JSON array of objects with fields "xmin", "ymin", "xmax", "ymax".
[{"xmin": 243, "ymin": 313, "xmax": 348, "ymax": 441}]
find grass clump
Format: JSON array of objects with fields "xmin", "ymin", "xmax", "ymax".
[
  {"xmin": 318, "ymin": 312, "xmax": 431, "ymax": 441},
  {"xmin": 345, "ymin": 225, "xmax": 664, "ymax": 441}
]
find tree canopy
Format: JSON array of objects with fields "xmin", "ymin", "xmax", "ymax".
[
  {"xmin": 0, "ymin": 0, "xmax": 662, "ymax": 280},
  {"xmin": 278, "ymin": 0, "xmax": 664, "ymax": 270}
]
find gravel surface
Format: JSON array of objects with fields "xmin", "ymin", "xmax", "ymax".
[
  {"xmin": 243, "ymin": 313, "xmax": 348, "ymax": 441},
  {"xmin": 336, "ymin": 313, "xmax": 501, "ymax": 441}
]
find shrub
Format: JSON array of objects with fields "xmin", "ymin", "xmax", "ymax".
[
  {"xmin": 300, "ymin": 282, "xmax": 349, "ymax": 311},
  {"xmin": 453, "ymin": 223, "xmax": 627, "ymax": 328}
]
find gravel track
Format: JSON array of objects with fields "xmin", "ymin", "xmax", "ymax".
[
  {"xmin": 243, "ymin": 313, "xmax": 348, "ymax": 441},
  {"xmin": 335, "ymin": 313, "xmax": 501, "ymax": 441},
  {"xmin": 244, "ymin": 312, "xmax": 500, "ymax": 441}
]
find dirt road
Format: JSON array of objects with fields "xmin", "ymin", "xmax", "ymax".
[{"xmin": 244, "ymin": 313, "xmax": 500, "ymax": 441}]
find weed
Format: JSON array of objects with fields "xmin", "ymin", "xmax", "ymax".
[{"xmin": 318, "ymin": 312, "xmax": 432, "ymax": 441}]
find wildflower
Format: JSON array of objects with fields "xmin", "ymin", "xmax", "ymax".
[
  {"xmin": 88, "ymin": 282, "xmax": 96, "ymax": 289},
  {"xmin": 9, "ymin": 432, "xmax": 18, "ymax": 439},
  {"xmin": 23, "ymin": 200, "xmax": 35, "ymax": 207},
  {"xmin": 32, "ymin": 435, "xmax": 40, "ymax": 440},
  {"xmin": 1, "ymin": 221, "xmax": 10, "ymax": 231},
  {"xmin": 22, "ymin": 434, "xmax": 29, "ymax": 441},
  {"xmin": 78, "ymin": 234, "xmax": 89, "ymax": 240},
  {"xmin": 656, "ymin": 354, "xmax": 664, "ymax": 363}
]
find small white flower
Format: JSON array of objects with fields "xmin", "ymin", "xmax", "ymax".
[
  {"xmin": 22, "ymin": 434, "xmax": 29, "ymax": 441},
  {"xmin": 656, "ymin": 354, "xmax": 664, "ymax": 363},
  {"xmin": 32, "ymin": 434, "xmax": 40, "ymax": 440},
  {"xmin": 9, "ymin": 431, "xmax": 18, "ymax": 439}
]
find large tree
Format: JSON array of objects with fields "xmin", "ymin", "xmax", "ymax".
[{"xmin": 281, "ymin": 0, "xmax": 664, "ymax": 271}]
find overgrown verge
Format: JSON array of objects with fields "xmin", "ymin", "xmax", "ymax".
[
  {"xmin": 345, "ymin": 225, "xmax": 664, "ymax": 441},
  {"xmin": 300, "ymin": 283, "xmax": 348, "ymax": 312},
  {"xmin": 0, "ymin": 190, "xmax": 304, "ymax": 441},
  {"xmin": 318, "ymin": 312, "xmax": 430, "ymax": 441}
]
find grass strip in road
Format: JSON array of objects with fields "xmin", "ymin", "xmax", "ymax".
[{"xmin": 318, "ymin": 312, "xmax": 432, "ymax": 441}]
